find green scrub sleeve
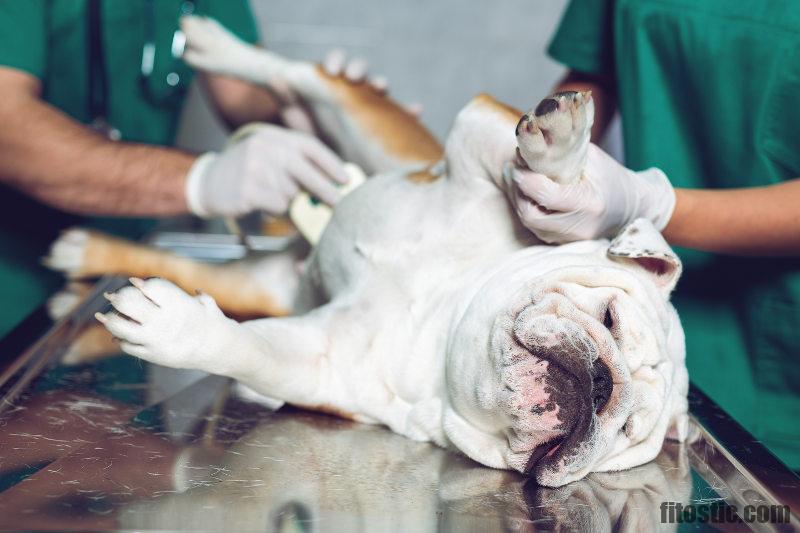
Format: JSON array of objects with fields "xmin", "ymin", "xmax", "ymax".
[
  {"xmin": 547, "ymin": 0, "xmax": 615, "ymax": 76},
  {"xmin": 0, "ymin": 0, "xmax": 46, "ymax": 78},
  {"xmin": 204, "ymin": 0, "xmax": 260, "ymax": 44}
]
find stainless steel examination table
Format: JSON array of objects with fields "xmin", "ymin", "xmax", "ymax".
[{"xmin": 0, "ymin": 232, "xmax": 798, "ymax": 532}]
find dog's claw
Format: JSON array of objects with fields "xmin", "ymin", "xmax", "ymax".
[{"xmin": 128, "ymin": 277, "xmax": 161, "ymax": 307}]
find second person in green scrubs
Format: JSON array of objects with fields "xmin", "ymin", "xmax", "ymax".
[{"xmin": 508, "ymin": 0, "xmax": 800, "ymax": 470}]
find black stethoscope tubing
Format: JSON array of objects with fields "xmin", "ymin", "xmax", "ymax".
[{"xmin": 86, "ymin": 0, "xmax": 195, "ymax": 138}]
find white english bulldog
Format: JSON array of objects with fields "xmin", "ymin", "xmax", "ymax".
[{"xmin": 53, "ymin": 17, "xmax": 689, "ymax": 487}]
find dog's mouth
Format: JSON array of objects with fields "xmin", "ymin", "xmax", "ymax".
[
  {"xmin": 524, "ymin": 437, "xmax": 564, "ymax": 475},
  {"xmin": 503, "ymin": 290, "xmax": 623, "ymax": 481},
  {"xmin": 520, "ymin": 355, "xmax": 614, "ymax": 477}
]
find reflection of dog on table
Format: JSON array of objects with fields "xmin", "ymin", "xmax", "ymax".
[
  {"xmin": 118, "ymin": 407, "xmax": 693, "ymax": 532},
  {"xmin": 44, "ymin": 16, "xmax": 688, "ymax": 486},
  {"xmin": 0, "ymin": 389, "xmax": 690, "ymax": 531}
]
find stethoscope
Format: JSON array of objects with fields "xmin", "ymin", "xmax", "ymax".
[
  {"xmin": 88, "ymin": 0, "xmax": 196, "ymax": 139},
  {"xmin": 139, "ymin": 0, "xmax": 196, "ymax": 107}
]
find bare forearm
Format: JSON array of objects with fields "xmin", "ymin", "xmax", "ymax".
[
  {"xmin": 199, "ymin": 73, "xmax": 282, "ymax": 129},
  {"xmin": 554, "ymin": 70, "xmax": 618, "ymax": 142},
  {"xmin": 664, "ymin": 181, "xmax": 800, "ymax": 255},
  {"xmin": 0, "ymin": 70, "xmax": 194, "ymax": 216}
]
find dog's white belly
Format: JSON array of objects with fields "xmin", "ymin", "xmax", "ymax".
[
  {"xmin": 302, "ymin": 170, "xmax": 529, "ymax": 439},
  {"xmin": 311, "ymin": 170, "xmax": 529, "ymax": 299}
]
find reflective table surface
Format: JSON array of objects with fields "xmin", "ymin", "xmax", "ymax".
[{"xmin": 0, "ymin": 237, "xmax": 798, "ymax": 532}]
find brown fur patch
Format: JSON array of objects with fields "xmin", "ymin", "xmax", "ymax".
[
  {"xmin": 316, "ymin": 66, "xmax": 444, "ymax": 164},
  {"xmin": 407, "ymin": 166, "xmax": 439, "ymax": 183},
  {"xmin": 472, "ymin": 93, "xmax": 524, "ymax": 124}
]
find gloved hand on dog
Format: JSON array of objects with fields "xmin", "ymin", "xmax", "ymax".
[
  {"xmin": 507, "ymin": 144, "xmax": 676, "ymax": 243},
  {"xmin": 184, "ymin": 124, "xmax": 349, "ymax": 218}
]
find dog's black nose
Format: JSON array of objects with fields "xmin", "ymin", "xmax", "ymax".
[
  {"xmin": 591, "ymin": 358, "xmax": 613, "ymax": 414},
  {"xmin": 534, "ymin": 98, "xmax": 559, "ymax": 117}
]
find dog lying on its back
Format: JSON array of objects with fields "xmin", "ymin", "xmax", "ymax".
[{"xmin": 46, "ymin": 16, "xmax": 689, "ymax": 487}]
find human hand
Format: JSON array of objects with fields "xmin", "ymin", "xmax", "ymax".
[
  {"xmin": 505, "ymin": 144, "xmax": 675, "ymax": 243},
  {"xmin": 185, "ymin": 124, "xmax": 348, "ymax": 218}
]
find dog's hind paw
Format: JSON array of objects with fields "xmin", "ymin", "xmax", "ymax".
[
  {"xmin": 43, "ymin": 228, "xmax": 90, "ymax": 278},
  {"xmin": 46, "ymin": 282, "xmax": 93, "ymax": 320}
]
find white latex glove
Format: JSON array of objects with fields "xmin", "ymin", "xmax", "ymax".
[
  {"xmin": 185, "ymin": 124, "xmax": 349, "ymax": 218},
  {"xmin": 505, "ymin": 144, "xmax": 676, "ymax": 244},
  {"xmin": 322, "ymin": 49, "xmax": 385, "ymax": 91}
]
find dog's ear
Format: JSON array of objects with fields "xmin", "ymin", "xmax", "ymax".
[{"xmin": 607, "ymin": 219, "xmax": 682, "ymax": 296}]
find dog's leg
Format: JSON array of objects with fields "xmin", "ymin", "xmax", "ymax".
[
  {"xmin": 440, "ymin": 91, "xmax": 594, "ymax": 189},
  {"xmin": 98, "ymin": 278, "xmax": 347, "ymax": 413},
  {"xmin": 45, "ymin": 228, "xmax": 299, "ymax": 319},
  {"xmin": 442, "ymin": 94, "xmax": 523, "ymax": 187},
  {"xmin": 181, "ymin": 15, "xmax": 443, "ymax": 174}
]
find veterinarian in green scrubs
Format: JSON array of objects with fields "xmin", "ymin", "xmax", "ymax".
[
  {"xmin": 510, "ymin": 0, "xmax": 800, "ymax": 469},
  {"xmin": 0, "ymin": 1, "xmax": 350, "ymax": 339}
]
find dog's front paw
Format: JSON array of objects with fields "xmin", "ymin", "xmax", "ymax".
[
  {"xmin": 181, "ymin": 15, "xmax": 256, "ymax": 77},
  {"xmin": 515, "ymin": 91, "xmax": 594, "ymax": 184},
  {"xmin": 96, "ymin": 278, "xmax": 229, "ymax": 370}
]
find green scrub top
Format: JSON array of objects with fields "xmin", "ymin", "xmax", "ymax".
[
  {"xmin": 549, "ymin": 0, "xmax": 800, "ymax": 468},
  {"xmin": 0, "ymin": 0, "xmax": 258, "ymax": 339}
]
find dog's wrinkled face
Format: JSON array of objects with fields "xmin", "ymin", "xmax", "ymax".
[
  {"xmin": 445, "ymin": 221, "xmax": 688, "ymax": 487},
  {"xmin": 495, "ymin": 274, "xmax": 678, "ymax": 485}
]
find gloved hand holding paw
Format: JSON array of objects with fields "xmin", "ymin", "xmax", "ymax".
[{"xmin": 506, "ymin": 144, "xmax": 676, "ymax": 243}]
